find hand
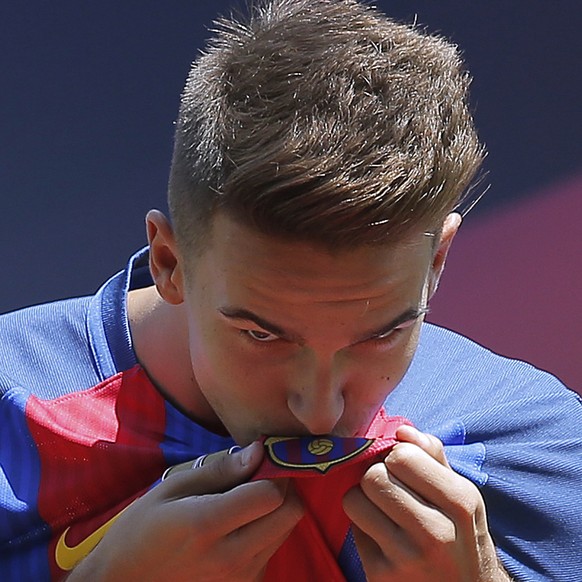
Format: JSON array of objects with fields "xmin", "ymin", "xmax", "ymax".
[
  {"xmin": 343, "ymin": 426, "xmax": 511, "ymax": 582},
  {"xmin": 67, "ymin": 442, "xmax": 304, "ymax": 582}
]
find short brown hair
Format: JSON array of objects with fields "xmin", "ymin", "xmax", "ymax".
[{"xmin": 168, "ymin": 0, "xmax": 484, "ymax": 251}]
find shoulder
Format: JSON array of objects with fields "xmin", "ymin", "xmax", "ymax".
[
  {"xmin": 388, "ymin": 322, "xmax": 582, "ymax": 490},
  {"xmin": 388, "ymin": 324, "xmax": 582, "ymax": 579},
  {"xmin": 0, "ymin": 250, "xmax": 147, "ymax": 399},
  {"xmin": 0, "ymin": 296, "xmax": 98, "ymax": 399},
  {"xmin": 387, "ymin": 322, "xmax": 580, "ymax": 430}
]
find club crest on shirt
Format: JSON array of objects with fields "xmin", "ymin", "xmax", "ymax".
[{"xmin": 264, "ymin": 435, "xmax": 374, "ymax": 473}]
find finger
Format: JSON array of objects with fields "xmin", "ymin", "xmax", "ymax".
[
  {"xmin": 343, "ymin": 485, "xmax": 417, "ymax": 565},
  {"xmin": 166, "ymin": 478, "xmax": 298, "ymax": 541},
  {"xmin": 385, "ymin": 443, "xmax": 483, "ymax": 526},
  {"xmin": 225, "ymin": 484, "xmax": 304, "ymax": 571},
  {"xmin": 159, "ymin": 441, "xmax": 264, "ymax": 499},
  {"xmin": 351, "ymin": 524, "xmax": 398, "ymax": 580},
  {"xmin": 162, "ymin": 445, "xmax": 242, "ymax": 479},
  {"xmin": 359, "ymin": 460, "xmax": 457, "ymax": 551},
  {"xmin": 227, "ymin": 480, "xmax": 303, "ymax": 543},
  {"xmin": 185, "ymin": 481, "xmax": 303, "ymax": 578},
  {"xmin": 395, "ymin": 425, "xmax": 450, "ymax": 468}
]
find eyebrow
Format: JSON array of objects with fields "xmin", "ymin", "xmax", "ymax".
[{"xmin": 218, "ymin": 305, "xmax": 430, "ymax": 345}]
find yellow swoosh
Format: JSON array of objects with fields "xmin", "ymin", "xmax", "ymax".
[{"xmin": 55, "ymin": 506, "xmax": 128, "ymax": 571}]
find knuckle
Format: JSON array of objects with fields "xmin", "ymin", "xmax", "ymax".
[
  {"xmin": 425, "ymin": 433, "xmax": 445, "ymax": 455},
  {"xmin": 196, "ymin": 452, "xmax": 244, "ymax": 494},
  {"xmin": 257, "ymin": 479, "xmax": 287, "ymax": 507},
  {"xmin": 385, "ymin": 442, "xmax": 418, "ymax": 467},
  {"xmin": 448, "ymin": 481, "xmax": 482, "ymax": 521},
  {"xmin": 361, "ymin": 462, "xmax": 390, "ymax": 491},
  {"xmin": 188, "ymin": 494, "xmax": 229, "ymax": 542},
  {"xmin": 210, "ymin": 451, "xmax": 235, "ymax": 479},
  {"xmin": 410, "ymin": 515, "xmax": 458, "ymax": 556},
  {"xmin": 428, "ymin": 520, "xmax": 457, "ymax": 547},
  {"xmin": 458, "ymin": 492, "xmax": 480, "ymax": 518}
]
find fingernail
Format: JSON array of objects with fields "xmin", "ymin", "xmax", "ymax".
[
  {"xmin": 396, "ymin": 424, "xmax": 415, "ymax": 437},
  {"xmin": 241, "ymin": 441, "xmax": 260, "ymax": 467},
  {"xmin": 398, "ymin": 424, "xmax": 432, "ymax": 448}
]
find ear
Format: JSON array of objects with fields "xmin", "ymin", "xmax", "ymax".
[
  {"xmin": 146, "ymin": 210, "xmax": 185, "ymax": 305},
  {"xmin": 428, "ymin": 212, "xmax": 462, "ymax": 298}
]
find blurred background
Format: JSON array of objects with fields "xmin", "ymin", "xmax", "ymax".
[{"xmin": 1, "ymin": 1, "xmax": 580, "ymax": 389}]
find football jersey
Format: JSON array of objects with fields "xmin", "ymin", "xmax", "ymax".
[
  {"xmin": 1, "ymin": 248, "xmax": 581, "ymax": 581},
  {"xmin": 254, "ymin": 410, "xmax": 411, "ymax": 582}
]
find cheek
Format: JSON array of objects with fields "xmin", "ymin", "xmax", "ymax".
[
  {"xmin": 348, "ymin": 332, "xmax": 421, "ymax": 401},
  {"xmin": 383, "ymin": 325, "xmax": 423, "ymax": 387},
  {"xmin": 188, "ymin": 324, "xmax": 283, "ymax": 406}
]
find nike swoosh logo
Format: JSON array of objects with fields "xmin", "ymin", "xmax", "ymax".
[{"xmin": 55, "ymin": 506, "xmax": 128, "ymax": 571}]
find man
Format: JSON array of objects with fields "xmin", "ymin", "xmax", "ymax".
[{"xmin": 1, "ymin": 0, "xmax": 580, "ymax": 580}]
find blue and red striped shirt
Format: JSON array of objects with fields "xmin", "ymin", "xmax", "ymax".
[{"xmin": 1, "ymin": 248, "xmax": 581, "ymax": 581}]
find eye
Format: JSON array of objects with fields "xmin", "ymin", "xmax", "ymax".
[
  {"xmin": 366, "ymin": 319, "xmax": 417, "ymax": 348},
  {"xmin": 370, "ymin": 328, "xmax": 402, "ymax": 346},
  {"xmin": 244, "ymin": 329, "xmax": 279, "ymax": 343}
]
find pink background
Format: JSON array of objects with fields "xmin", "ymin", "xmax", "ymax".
[{"xmin": 429, "ymin": 174, "xmax": 582, "ymax": 394}]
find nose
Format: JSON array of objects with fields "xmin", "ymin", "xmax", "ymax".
[{"xmin": 287, "ymin": 349, "xmax": 345, "ymax": 435}]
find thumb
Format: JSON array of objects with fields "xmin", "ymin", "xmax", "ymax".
[{"xmin": 159, "ymin": 441, "xmax": 265, "ymax": 498}]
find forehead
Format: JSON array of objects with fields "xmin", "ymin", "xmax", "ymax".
[{"xmin": 190, "ymin": 213, "xmax": 434, "ymax": 307}]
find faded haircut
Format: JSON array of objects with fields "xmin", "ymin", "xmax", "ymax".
[{"xmin": 168, "ymin": 0, "xmax": 484, "ymax": 253}]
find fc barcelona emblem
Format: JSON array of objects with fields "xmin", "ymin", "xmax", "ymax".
[{"xmin": 264, "ymin": 435, "xmax": 374, "ymax": 473}]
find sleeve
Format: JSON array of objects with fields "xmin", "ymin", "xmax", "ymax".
[
  {"xmin": 433, "ymin": 385, "xmax": 582, "ymax": 582},
  {"xmin": 387, "ymin": 324, "xmax": 582, "ymax": 581},
  {"xmin": 0, "ymin": 380, "xmax": 52, "ymax": 581}
]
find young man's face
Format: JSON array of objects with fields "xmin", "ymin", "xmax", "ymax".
[{"xmin": 167, "ymin": 212, "xmax": 455, "ymax": 445}]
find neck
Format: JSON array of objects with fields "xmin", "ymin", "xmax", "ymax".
[{"xmin": 127, "ymin": 286, "xmax": 223, "ymax": 432}]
